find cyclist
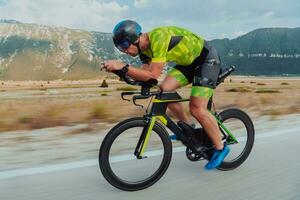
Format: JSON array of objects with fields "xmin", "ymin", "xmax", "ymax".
[{"xmin": 103, "ymin": 20, "xmax": 230, "ymax": 170}]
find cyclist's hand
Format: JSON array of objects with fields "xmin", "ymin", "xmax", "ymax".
[{"xmin": 102, "ymin": 60, "xmax": 125, "ymax": 72}]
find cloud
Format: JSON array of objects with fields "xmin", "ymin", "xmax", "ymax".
[
  {"xmin": 234, "ymin": 30, "xmax": 247, "ymax": 38},
  {"xmin": 133, "ymin": 0, "xmax": 149, "ymax": 8},
  {"xmin": 0, "ymin": 0, "xmax": 299, "ymax": 39},
  {"xmin": 123, "ymin": 0, "xmax": 300, "ymax": 39},
  {"xmin": 0, "ymin": 0, "xmax": 129, "ymax": 32},
  {"xmin": 263, "ymin": 11, "xmax": 275, "ymax": 18}
]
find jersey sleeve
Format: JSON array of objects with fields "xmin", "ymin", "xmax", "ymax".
[{"xmin": 149, "ymin": 29, "xmax": 171, "ymax": 63}]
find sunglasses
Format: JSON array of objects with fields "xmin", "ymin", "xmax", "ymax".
[{"xmin": 115, "ymin": 40, "xmax": 130, "ymax": 52}]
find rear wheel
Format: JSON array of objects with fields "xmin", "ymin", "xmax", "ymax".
[
  {"xmin": 216, "ymin": 109, "xmax": 255, "ymax": 170},
  {"xmin": 99, "ymin": 117, "xmax": 172, "ymax": 191}
]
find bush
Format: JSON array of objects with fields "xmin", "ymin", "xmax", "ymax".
[
  {"xmin": 90, "ymin": 105, "xmax": 107, "ymax": 119},
  {"xmin": 256, "ymin": 83, "xmax": 266, "ymax": 86},
  {"xmin": 226, "ymin": 87, "xmax": 252, "ymax": 93},
  {"xmin": 18, "ymin": 116, "xmax": 33, "ymax": 124},
  {"xmin": 116, "ymin": 86, "xmax": 137, "ymax": 91},
  {"xmin": 263, "ymin": 109, "xmax": 281, "ymax": 116},
  {"xmin": 100, "ymin": 80, "xmax": 108, "ymax": 88},
  {"xmin": 255, "ymin": 89, "xmax": 280, "ymax": 93},
  {"xmin": 281, "ymin": 82, "xmax": 289, "ymax": 85},
  {"xmin": 29, "ymin": 117, "xmax": 66, "ymax": 129}
]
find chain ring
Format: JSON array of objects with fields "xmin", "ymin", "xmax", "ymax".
[{"xmin": 185, "ymin": 147, "xmax": 202, "ymax": 161}]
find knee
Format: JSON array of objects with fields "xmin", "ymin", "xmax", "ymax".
[
  {"xmin": 159, "ymin": 76, "xmax": 181, "ymax": 92},
  {"xmin": 159, "ymin": 84, "xmax": 168, "ymax": 92},
  {"xmin": 189, "ymin": 103, "xmax": 207, "ymax": 121},
  {"xmin": 159, "ymin": 84, "xmax": 173, "ymax": 92}
]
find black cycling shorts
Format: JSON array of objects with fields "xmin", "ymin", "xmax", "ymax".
[{"xmin": 169, "ymin": 42, "xmax": 221, "ymax": 89}]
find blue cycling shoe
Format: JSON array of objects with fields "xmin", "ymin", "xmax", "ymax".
[{"xmin": 205, "ymin": 144, "xmax": 230, "ymax": 170}]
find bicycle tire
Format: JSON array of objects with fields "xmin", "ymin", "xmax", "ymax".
[
  {"xmin": 99, "ymin": 117, "xmax": 172, "ymax": 191},
  {"xmin": 216, "ymin": 108, "xmax": 255, "ymax": 170}
]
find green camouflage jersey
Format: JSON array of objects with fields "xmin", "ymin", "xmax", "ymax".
[{"xmin": 140, "ymin": 26, "xmax": 205, "ymax": 66}]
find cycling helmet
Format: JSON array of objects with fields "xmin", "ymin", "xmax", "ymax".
[{"xmin": 112, "ymin": 20, "xmax": 142, "ymax": 51}]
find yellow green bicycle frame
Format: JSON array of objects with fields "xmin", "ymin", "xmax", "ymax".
[{"xmin": 135, "ymin": 94, "xmax": 237, "ymax": 158}]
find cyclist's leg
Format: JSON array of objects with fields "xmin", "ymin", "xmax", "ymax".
[
  {"xmin": 191, "ymin": 45, "xmax": 230, "ymax": 170},
  {"xmin": 190, "ymin": 96, "xmax": 223, "ymax": 149},
  {"xmin": 160, "ymin": 67, "xmax": 191, "ymax": 123},
  {"xmin": 189, "ymin": 45, "xmax": 223, "ymax": 150}
]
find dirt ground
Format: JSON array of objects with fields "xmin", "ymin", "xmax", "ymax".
[{"xmin": 0, "ymin": 76, "xmax": 299, "ymax": 131}]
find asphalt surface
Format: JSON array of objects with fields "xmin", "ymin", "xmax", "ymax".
[{"xmin": 1, "ymin": 128, "xmax": 300, "ymax": 200}]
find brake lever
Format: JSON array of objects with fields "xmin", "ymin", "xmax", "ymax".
[
  {"xmin": 121, "ymin": 92, "xmax": 140, "ymax": 101},
  {"xmin": 121, "ymin": 96, "xmax": 131, "ymax": 102},
  {"xmin": 132, "ymin": 95, "xmax": 149, "ymax": 108},
  {"xmin": 133, "ymin": 99, "xmax": 144, "ymax": 108}
]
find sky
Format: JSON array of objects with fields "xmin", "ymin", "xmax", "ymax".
[{"xmin": 0, "ymin": 0, "xmax": 299, "ymax": 40}]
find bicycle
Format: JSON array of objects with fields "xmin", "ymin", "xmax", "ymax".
[{"xmin": 99, "ymin": 65, "xmax": 255, "ymax": 191}]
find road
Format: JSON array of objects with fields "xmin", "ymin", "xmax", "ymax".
[{"xmin": 1, "ymin": 127, "xmax": 299, "ymax": 200}]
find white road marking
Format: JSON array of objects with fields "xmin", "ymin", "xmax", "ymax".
[{"xmin": 0, "ymin": 127, "xmax": 299, "ymax": 180}]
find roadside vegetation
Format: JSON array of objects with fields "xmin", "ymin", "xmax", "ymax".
[{"xmin": 0, "ymin": 77, "xmax": 299, "ymax": 131}]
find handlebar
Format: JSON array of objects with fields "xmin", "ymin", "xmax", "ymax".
[
  {"xmin": 132, "ymin": 95, "xmax": 151, "ymax": 107},
  {"xmin": 104, "ymin": 62, "xmax": 235, "ymax": 107},
  {"xmin": 106, "ymin": 65, "xmax": 160, "ymax": 107},
  {"xmin": 121, "ymin": 91, "xmax": 140, "ymax": 101},
  {"xmin": 112, "ymin": 69, "xmax": 158, "ymax": 88},
  {"xmin": 113, "ymin": 70, "xmax": 137, "ymax": 85},
  {"xmin": 111, "ymin": 67, "xmax": 158, "ymax": 97},
  {"xmin": 100, "ymin": 62, "xmax": 149, "ymax": 87},
  {"xmin": 121, "ymin": 91, "xmax": 161, "ymax": 108}
]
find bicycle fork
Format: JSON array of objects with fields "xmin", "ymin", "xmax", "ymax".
[
  {"xmin": 134, "ymin": 114, "xmax": 171, "ymax": 159},
  {"xmin": 134, "ymin": 116, "xmax": 157, "ymax": 159}
]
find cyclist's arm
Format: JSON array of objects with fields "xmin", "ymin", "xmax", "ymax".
[
  {"xmin": 141, "ymin": 63, "xmax": 150, "ymax": 71},
  {"xmin": 127, "ymin": 62, "xmax": 164, "ymax": 81}
]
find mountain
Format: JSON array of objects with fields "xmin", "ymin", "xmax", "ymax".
[
  {"xmin": 0, "ymin": 20, "xmax": 299, "ymax": 80},
  {"xmin": 209, "ymin": 27, "xmax": 300, "ymax": 76},
  {"xmin": 0, "ymin": 21, "xmax": 114, "ymax": 80}
]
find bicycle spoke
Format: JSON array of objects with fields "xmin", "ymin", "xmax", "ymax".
[{"xmin": 108, "ymin": 126, "xmax": 165, "ymax": 183}]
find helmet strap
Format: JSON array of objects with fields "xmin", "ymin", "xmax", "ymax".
[{"xmin": 133, "ymin": 40, "xmax": 141, "ymax": 55}]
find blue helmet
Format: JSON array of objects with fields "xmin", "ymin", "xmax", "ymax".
[{"xmin": 112, "ymin": 20, "xmax": 142, "ymax": 51}]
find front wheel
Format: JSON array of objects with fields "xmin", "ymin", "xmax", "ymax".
[
  {"xmin": 99, "ymin": 117, "xmax": 172, "ymax": 191},
  {"xmin": 216, "ymin": 109, "xmax": 255, "ymax": 170}
]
